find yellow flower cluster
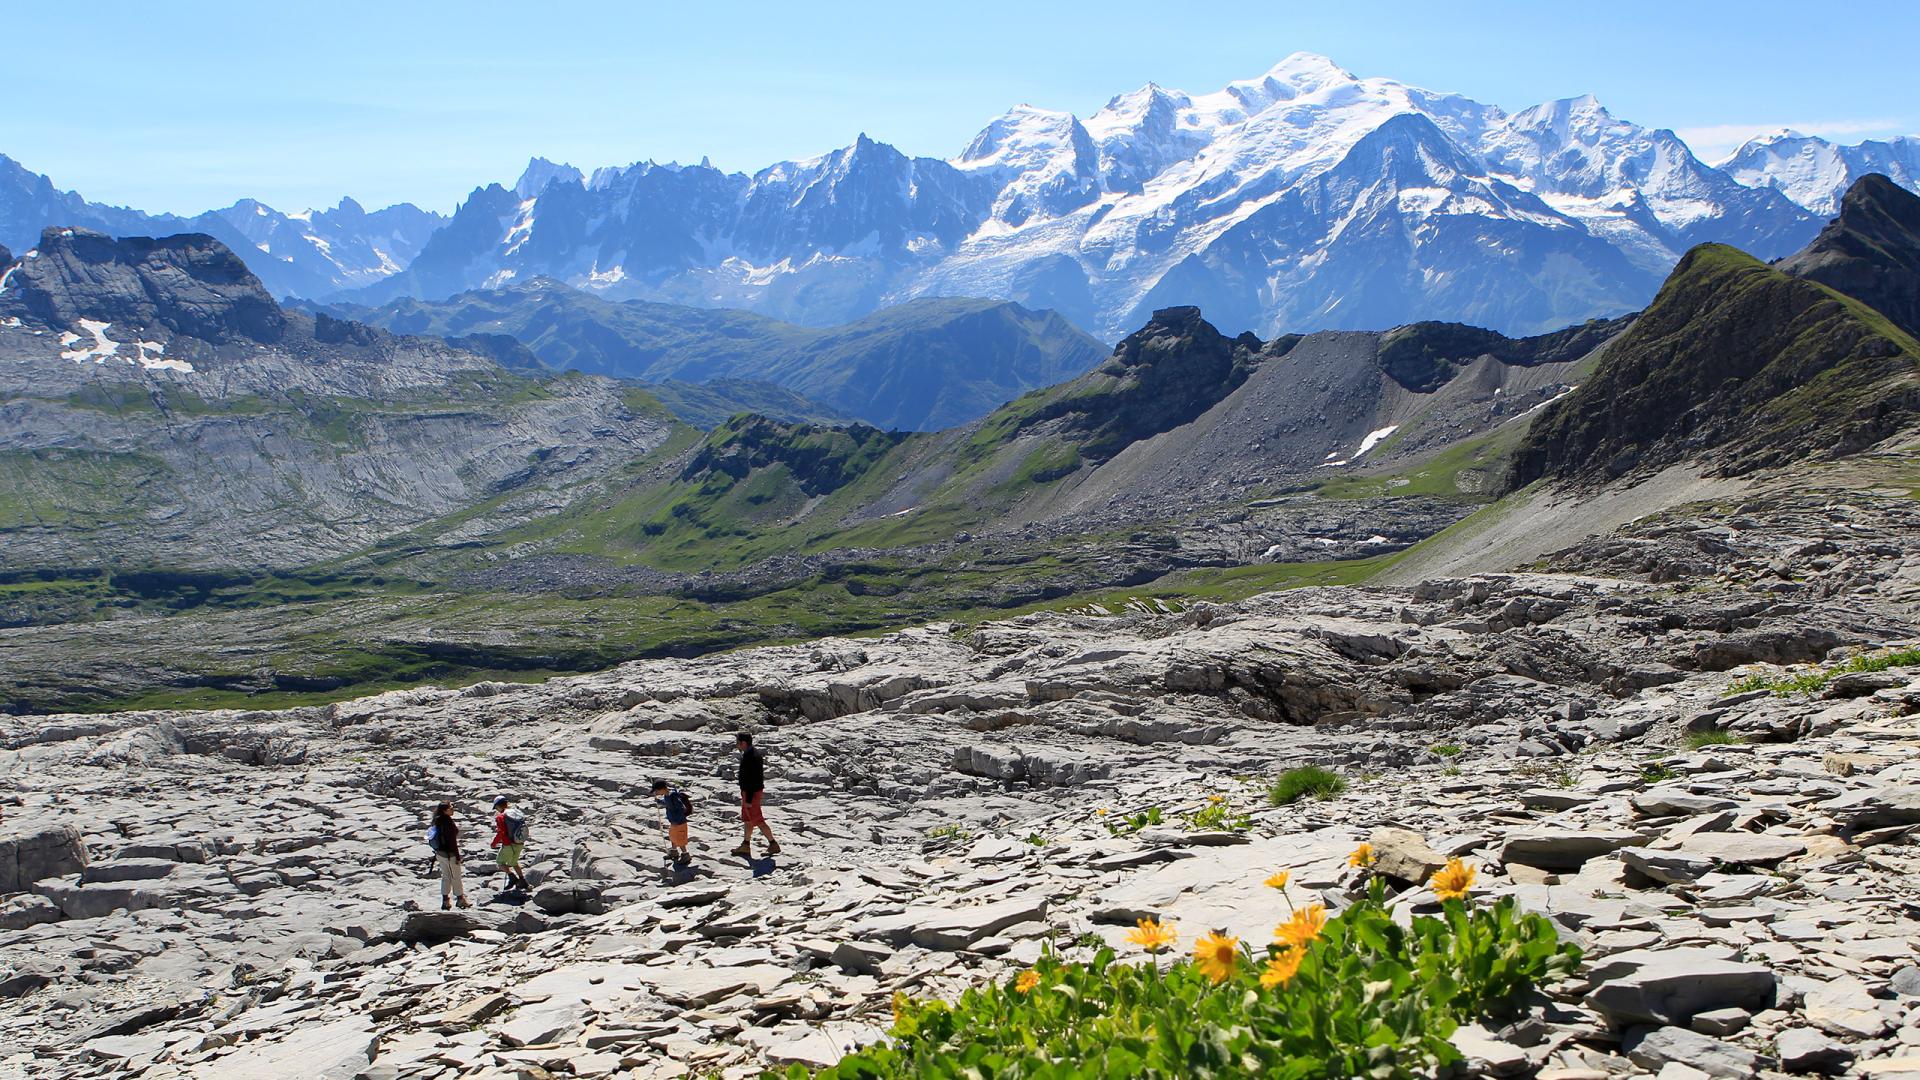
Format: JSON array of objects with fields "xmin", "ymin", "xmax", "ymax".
[
  {"xmin": 1014, "ymin": 970, "xmax": 1040, "ymax": 994},
  {"xmin": 1430, "ymin": 857, "xmax": 1476, "ymax": 901},
  {"xmin": 1348, "ymin": 843, "xmax": 1374, "ymax": 868},
  {"xmin": 1274, "ymin": 903, "xmax": 1327, "ymax": 951},
  {"xmin": 1125, "ymin": 917, "xmax": 1178, "ymax": 954},
  {"xmin": 1193, "ymin": 930, "xmax": 1239, "ymax": 983}
]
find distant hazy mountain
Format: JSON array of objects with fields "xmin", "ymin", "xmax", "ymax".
[
  {"xmin": 0, "ymin": 155, "xmax": 444, "ymax": 299},
  {"xmin": 320, "ymin": 281, "xmax": 1108, "ymax": 430}
]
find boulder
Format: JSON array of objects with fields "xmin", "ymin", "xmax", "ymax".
[
  {"xmin": 1584, "ymin": 948, "xmax": 1776, "ymax": 1026},
  {"xmin": 1620, "ymin": 847, "xmax": 1715, "ymax": 886},
  {"xmin": 1821, "ymin": 785, "xmax": 1920, "ymax": 831},
  {"xmin": 0, "ymin": 824, "xmax": 88, "ymax": 892},
  {"xmin": 0, "ymin": 893, "xmax": 62, "ymax": 931},
  {"xmin": 1623, "ymin": 1026, "xmax": 1763, "ymax": 1079},
  {"xmin": 395, "ymin": 911, "xmax": 488, "ymax": 945},
  {"xmin": 532, "ymin": 881, "xmax": 607, "ymax": 916},
  {"xmin": 1775, "ymin": 1028, "xmax": 1853, "ymax": 1074},
  {"xmin": 1369, "ymin": 827, "xmax": 1446, "ymax": 885}
]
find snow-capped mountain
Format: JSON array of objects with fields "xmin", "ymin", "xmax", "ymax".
[
  {"xmin": 1720, "ymin": 131, "xmax": 1920, "ymax": 217},
  {"xmin": 12, "ymin": 55, "xmax": 1916, "ymax": 337},
  {"xmin": 347, "ymin": 54, "xmax": 1890, "ymax": 338},
  {"xmin": 0, "ymin": 155, "xmax": 444, "ymax": 299}
]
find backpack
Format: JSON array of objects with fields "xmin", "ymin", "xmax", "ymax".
[
  {"xmin": 505, "ymin": 809, "xmax": 530, "ymax": 844},
  {"xmin": 425, "ymin": 823, "xmax": 441, "ymax": 851},
  {"xmin": 669, "ymin": 791, "xmax": 695, "ymax": 819}
]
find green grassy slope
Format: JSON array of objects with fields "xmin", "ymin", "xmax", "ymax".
[{"xmin": 1510, "ymin": 244, "xmax": 1920, "ymax": 486}]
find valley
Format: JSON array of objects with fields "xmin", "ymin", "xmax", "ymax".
[{"xmin": 4, "ymin": 26, "xmax": 1920, "ymax": 1075}]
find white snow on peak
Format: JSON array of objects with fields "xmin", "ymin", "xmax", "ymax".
[{"xmin": 57, "ymin": 319, "xmax": 192, "ymax": 373}]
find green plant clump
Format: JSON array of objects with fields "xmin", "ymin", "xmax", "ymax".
[
  {"xmin": 1727, "ymin": 646, "xmax": 1920, "ymax": 697},
  {"xmin": 1683, "ymin": 730, "xmax": 1744, "ymax": 748},
  {"xmin": 1182, "ymin": 797, "xmax": 1253, "ymax": 833},
  {"xmin": 1268, "ymin": 767, "xmax": 1347, "ymax": 806},
  {"xmin": 1103, "ymin": 807, "xmax": 1165, "ymax": 836},
  {"xmin": 1430, "ymin": 743, "xmax": 1463, "ymax": 758},
  {"xmin": 784, "ymin": 878, "xmax": 1580, "ymax": 1080}
]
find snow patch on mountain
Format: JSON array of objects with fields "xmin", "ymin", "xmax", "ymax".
[{"xmin": 56, "ymin": 319, "xmax": 192, "ymax": 372}]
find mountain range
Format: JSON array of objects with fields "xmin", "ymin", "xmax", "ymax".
[
  {"xmin": 3, "ymin": 174, "xmax": 1919, "ymax": 710},
  {"xmin": 6, "ymin": 54, "xmax": 1916, "ymax": 342}
]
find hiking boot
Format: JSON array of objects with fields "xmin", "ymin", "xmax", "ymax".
[
  {"xmin": 730, "ymin": 843, "xmax": 752, "ymax": 857},
  {"xmin": 764, "ymin": 841, "xmax": 782, "ymax": 856},
  {"xmin": 456, "ymin": 897, "xmax": 472, "ymax": 909},
  {"xmin": 441, "ymin": 897, "xmax": 452, "ymax": 911}
]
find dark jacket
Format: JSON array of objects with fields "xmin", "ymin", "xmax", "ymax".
[
  {"xmin": 430, "ymin": 812, "xmax": 460, "ymax": 856},
  {"xmin": 659, "ymin": 790, "xmax": 692, "ymax": 825},
  {"xmin": 739, "ymin": 747, "xmax": 766, "ymax": 795}
]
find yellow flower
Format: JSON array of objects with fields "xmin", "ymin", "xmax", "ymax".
[
  {"xmin": 1431, "ymin": 857, "xmax": 1477, "ymax": 901},
  {"xmin": 1193, "ymin": 930, "xmax": 1240, "ymax": 983},
  {"xmin": 1260, "ymin": 948, "xmax": 1303, "ymax": 989},
  {"xmin": 1274, "ymin": 904, "xmax": 1328, "ymax": 950},
  {"xmin": 1125, "ymin": 917, "xmax": 1178, "ymax": 954},
  {"xmin": 1349, "ymin": 843, "xmax": 1375, "ymax": 868},
  {"xmin": 1096, "ymin": 807, "xmax": 1109, "ymax": 816},
  {"xmin": 1263, "ymin": 870, "xmax": 1291, "ymax": 890},
  {"xmin": 1208, "ymin": 794, "xmax": 1225, "ymax": 804},
  {"xmin": 1014, "ymin": 970, "xmax": 1040, "ymax": 994}
]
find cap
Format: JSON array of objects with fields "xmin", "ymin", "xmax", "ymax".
[{"xmin": 493, "ymin": 796, "xmax": 509, "ymax": 807}]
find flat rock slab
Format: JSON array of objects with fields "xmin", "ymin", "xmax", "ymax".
[
  {"xmin": 195, "ymin": 1016, "xmax": 376, "ymax": 1080},
  {"xmin": 631, "ymin": 963, "xmax": 790, "ymax": 1007},
  {"xmin": 1584, "ymin": 947, "xmax": 1777, "ymax": 1026},
  {"xmin": 1502, "ymin": 829, "xmax": 1646, "ymax": 870},
  {"xmin": 1678, "ymin": 832, "xmax": 1808, "ymax": 866},
  {"xmin": 1624, "ymin": 1025, "xmax": 1763, "ymax": 1080}
]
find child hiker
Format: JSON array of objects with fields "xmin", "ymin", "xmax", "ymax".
[
  {"xmin": 652, "ymin": 779, "xmax": 694, "ymax": 866},
  {"xmin": 490, "ymin": 795, "xmax": 531, "ymax": 892}
]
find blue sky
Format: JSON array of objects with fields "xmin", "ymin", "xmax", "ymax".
[{"xmin": 8, "ymin": 0, "xmax": 1915, "ymax": 215}]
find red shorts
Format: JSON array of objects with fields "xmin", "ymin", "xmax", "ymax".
[{"xmin": 741, "ymin": 791, "xmax": 766, "ymax": 827}]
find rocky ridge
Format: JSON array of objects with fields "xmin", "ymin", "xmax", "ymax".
[{"xmin": 4, "ymin": 482, "xmax": 1920, "ymax": 1078}]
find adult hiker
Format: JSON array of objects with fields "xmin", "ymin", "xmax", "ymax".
[
  {"xmin": 732, "ymin": 732, "xmax": 781, "ymax": 858},
  {"xmin": 490, "ymin": 795, "xmax": 531, "ymax": 892},
  {"xmin": 428, "ymin": 800, "xmax": 470, "ymax": 910}
]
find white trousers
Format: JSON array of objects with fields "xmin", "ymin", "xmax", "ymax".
[{"xmin": 437, "ymin": 854, "xmax": 465, "ymax": 898}]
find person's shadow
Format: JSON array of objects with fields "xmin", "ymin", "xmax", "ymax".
[
  {"xmin": 664, "ymin": 861, "xmax": 718, "ymax": 885},
  {"xmin": 747, "ymin": 856, "xmax": 777, "ymax": 879}
]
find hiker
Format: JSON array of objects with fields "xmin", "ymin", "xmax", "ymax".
[
  {"xmin": 651, "ymin": 779, "xmax": 694, "ymax": 866},
  {"xmin": 732, "ymin": 732, "xmax": 780, "ymax": 858},
  {"xmin": 428, "ymin": 801, "xmax": 470, "ymax": 910},
  {"xmin": 490, "ymin": 795, "xmax": 531, "ymax": 892}
]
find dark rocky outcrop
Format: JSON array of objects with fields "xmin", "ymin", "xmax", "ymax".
[
  {"xmin": 1508, "ymin": 244, "xmax": 1920, "ymax": 487},
  {"xmin": 980, "ymin": 306, "xmax": 1263, "ymax": 463},
  {"xmin": 0, "ymin": 227, "xmax": 286, "ymax": 342},
  {"xmin": 1781, "ymin": 173, "xmax": 1920, "ymax": 339}
]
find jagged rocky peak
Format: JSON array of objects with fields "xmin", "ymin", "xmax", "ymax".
[
  {"xmin": 1781, "ymin": 173, "xmax": 1920, "ymax": 338},
  {"xmin": 1, "ymin": 226, "xmax": 285, "ymax": 343}
]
